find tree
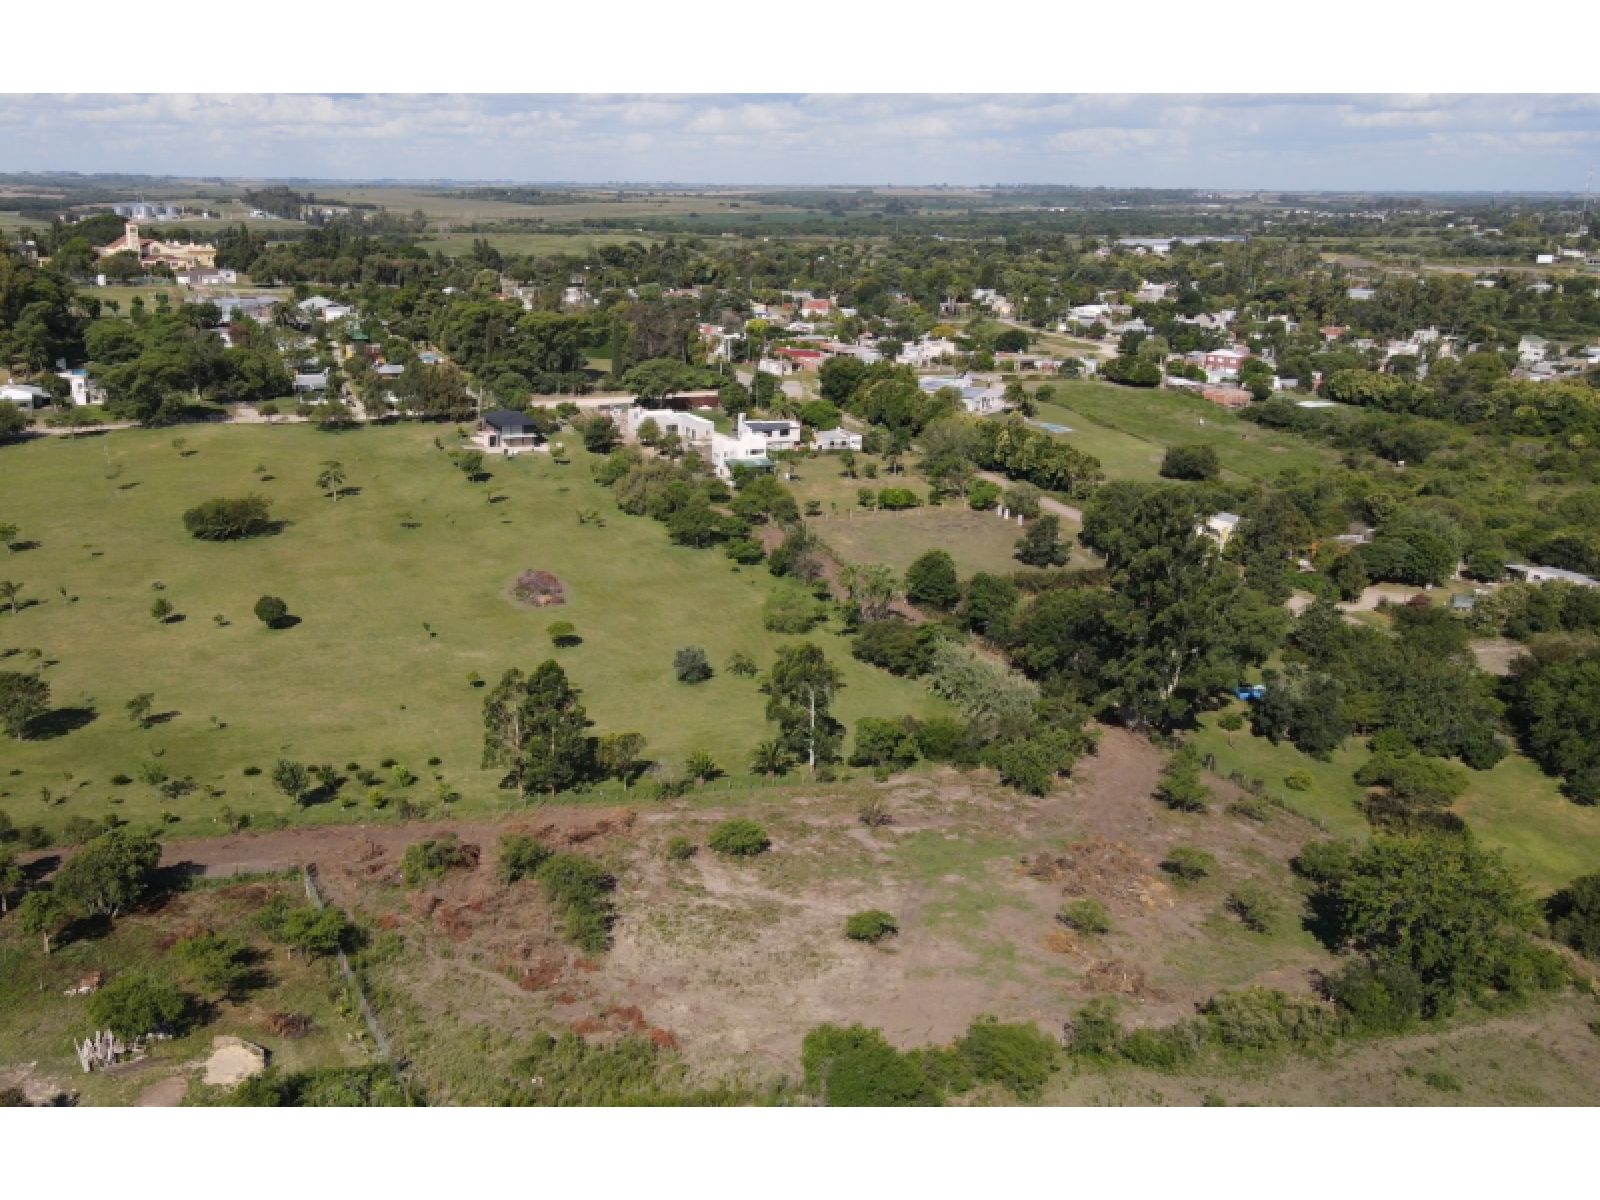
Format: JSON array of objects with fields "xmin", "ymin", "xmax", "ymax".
[
  {"xmin": 0, "ymin": 848, "xmax": 19, "ymax": 912},
  {"xmin": 18, "ymin": 889, "xmax": 67, "ymax": 953},
  {"xmin": 278, "ymin": 906, "xmax": 350, "ymax": 959},
  {"xmin": 1159, "ymin": 444, "xmax": 1221, "ymax": 481},
  {"xmin": 0, "ymin": 579, "xmax": 22, "ymax": 615},
  {"xmin": 183, "ymin": 496, "xmax": 274, "ymax": 541},
  {"xmin": 173, "ymin": 932, "xmax": 252, "ymax": 999},
  {"xmin": 0, "ymin": 671, "xmax": 49, "ymax": 738},
  {"xmin": 673, "ymin": 646, "xmax": 713, "ymax": 684},
  {"xmin": 1155, "ymin": 745, "xmax": 1213, "ymax": 812},
  {"xmin": 125, "ymin": 692, "xmax": 155, "ymax": 729},
  {"xmin": 595, "ymin": 731, "xmax": 648, "ymax": 786},
  {"xmin": 905, "ymin": 549, "xmax": 960, "ymax": 610},
  {"xmin": 150, "ymin": 597, "xmax": 174, "ymax": 623},
  {"xmin": 272, "ymin": 759, "xmax": 312, "ymax": 806},
  {"xmin": 316, "ymin": 459, "xmax": 347, "ymax": 501},
  {"xmin": 961, "ymin": 573, "xmax": 1020, "ymax": 639},
  {"xmin": 749, "ymin": 739, "xmax": 789, "ymax": 777},
  {"xmin": 482, "ymin": 661, "xmax": 592, "ymax": 799},
  {"xmin": 547, "ymin": 620, "xmax": 580, "ymax": 648},
  {"xmin": 451, "ymin": 448, "xmax": 486, "ymax": 480},
  {"xmin": 1014, "ymin": 514, "xmax": 1069, "ymax": 567},
  {"xmin": 52, "ymin": 828, "xmax": 162, "ymax": 919},
  {"xmin": 839, "ymin": 563, "xmax": 899, "ymax": 623},
  {"xmin": 254, "ymin": 595, "xmax": 289, "ymax": 628},
  {"xmin": 0, "ymin": 522, "xmax": 17, "ymax": 550},
  {"xmin": 1314, "ymin": 834, "xmax": 1550, "ymax": 1015},
  {"xmin": 764, "ymin": 644, "xmax": 845, "ymax": 772},
  {"xmin": 87, "ymin": 972, "xmax": 190, "ymax": 1038}
]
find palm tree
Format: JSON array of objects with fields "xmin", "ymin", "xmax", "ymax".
[
  {"xmin": 316, "ymin": 460, "xmax": 347, "ymax": 501},
  {"xmin": 0, "ymin": 579, "xmax": 21, "ymax": 614},
  {"xmin": 749, "ymin": 740, "xmax": 788, "ymax": 779}
]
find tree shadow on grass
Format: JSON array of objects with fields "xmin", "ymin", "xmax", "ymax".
[
  {"xmin": 6, "ymin": 539, "xmax": 42, "ymax": 552},
  {"xmin": 265, "ymin": 615, "xmax": 302, "ymax": 631},
  {"xmin": 24, "ymin": 706, "xmax": 98, "ymax": 740},
  {"xmin": 143, "ymin": 710, "xmax": 181, "ymax": 728}
]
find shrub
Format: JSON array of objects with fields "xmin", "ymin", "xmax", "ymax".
[
  {"xmin": 1226, "ymin": 884, "xmax": 1281, "ymax": 933},
  {"xmin": 672, "ymin": 647, "xmax": 713, "ymax": 684},
  {"xmin": 843, "ymin": 909, "xmax": 898, "ymax": 943},
  {"xmin": 801, "ymin": 1023, "xmax": 940, "ymax": 1107},
  {"xmin": 534, "ymin": 852, "xmax": 615, "ymax": 953},
  {"xmin": 547, "ymin": 620, "xmax": 580, "ymax": 648},
  {"xmin": 183, "ymin": 496, "xmax": 274, "ymax": 541},
  {"xmin": 1057, "ymin": 898, "xmax": 1112, "ymax": 935},
  {"xmin": 1117, "ymin": 1022, "xmax": 1207, "ymax": 1071},
  {"xmin": 955, "ymin": 1016, "xmax": 1061, "ymax": 1098},
  {"xmin": 1161, "ymin": 845, "xmax": 1218, "ymax": 884},
  {"xmin": 1284, "ymin": 769, "xmax": 1313, "ymax": 792},
  {"xmin": 87, "ymin": 972, "xmax": 190, "ymax": 1038},
  {"xmin": 400, "ymin": 834, "xmax": 477, "ymax": 888},
  {"xmin": 762, "ymin": 585, "xmax": 824, "ymax": 633},
  {"xmin": 1156, "ymin": 746, "xmax": 1213, "ymax": 812},
  {"xmin": 1201, "ymin": 988, "xmax": 1340, "ymax": 1055},
  {"xmin": 497, "ymin": 833, "xmax": 553, "ymax": 885},
  {"xmin": 1548, "ymin": 873, "xmax": 1600, "ymax": 960},
  {"xmin": 253, "ymin": 595, "xmax": 289, "ymax": 628},
  {"xmin": 665, "ymin": 836, "xmax": 697, "ymax": 863},
  {"xmin": 725, "ymin": 651, "xmax": 759, "ymax": 677},
  {"xmin": 173, "ymin": 931, "xmax": 253, "ymax": 998},
  {"xmin": 1160, "ymin": 444, "xmax": 1221, "ymax": 481},
  {"xmin": 1065, "ymin": 999, "xmax": 1124, "ymax": 1060},
  {"xmin": 1324, "ymin": 959, "xmax": 1426, "ymax": 1035},
  {"xmin": 707, "ymin": 818, "xmax": 770, "ymax": 857},
  {"xmin": 850, "ymin": 717, "xmax": 920, "ymax": 770},
  {"xmin": 876, "ymin": 486, "xmax": 921, "ymax": 510}
]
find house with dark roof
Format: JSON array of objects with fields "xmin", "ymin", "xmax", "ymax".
[{"xmin": 473, "ymin": 409, "xmax": 547, "ymax": 456}]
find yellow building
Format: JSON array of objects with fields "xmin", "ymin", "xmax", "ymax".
[{"xmin": 97, "ymin": 220, "xmax": 216, "ymax": 271}]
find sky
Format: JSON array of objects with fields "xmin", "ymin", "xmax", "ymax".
[{"xmin": 1, "ymin": 94, "xmax": 1597, "ymax": 192}]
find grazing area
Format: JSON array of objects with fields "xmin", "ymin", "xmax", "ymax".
[
  {"xmin": 1034, "ymin": 382, "xmax": 1337, "ymax": 482},
  {"xmin": 0, "ymin": 423, "xmax": 947, "ymax": 840}
]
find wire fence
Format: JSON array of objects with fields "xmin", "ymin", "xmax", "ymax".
[{"xmin": 303, "ymin": 864, "xmax": 396, "ymax": 1065}]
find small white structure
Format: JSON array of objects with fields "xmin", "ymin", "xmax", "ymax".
[
  {"xmin": 292, "ymin": 371, "xmax": 330, "ymax": 393},
  {"xmin": 56, "ymin": 368, "xmax": 102, "ymax": 406},
  {"xmin": 0, "ymin": 383, "xmax": 52, "ymax": 411},
  {"xmin": 1505, "ymin": 563, "xmax": 1600, "ymax": 588},
  {"xmin": 1200, "ymin": 512, "xmax": 1242, "ymax": 547},
  {"xmin": 813, "ymin": 427, "xmax": 863, "ymax": 452},
  {"xmin": 298, "ymin": 296, "xmax": 354, "ymax": 323}
]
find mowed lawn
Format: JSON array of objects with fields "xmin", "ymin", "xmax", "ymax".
[
  {"xmin": 1190, "ymin": 712, "xmax": 1600, "ymax": 893},
  {"xmin": 813, "ymin": 506, "xmax": 1084, "ymax": 577},
  {"xmin": 0, "ymin": 424, "xmax": 948, "ymax": 838},
  {"xmin": 1034, "ymin": 380, "xmax": 1337, "ymax": 483}
]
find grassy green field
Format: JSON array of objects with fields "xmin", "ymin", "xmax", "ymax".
[
  {"xmin": 813, "ymin": 506, "xmax": 1083, "ymax": 576},
  {"xmin": 1190, "ymin": 710, "xmax": 1600, "ymax": 893},
  {"xmin": 421, "ymin": 231, "xmax": 659, "ymax": 258},
  {"xmin": 0, "ymin": 424, "xmax": 949, "ymax": 840},
  {"xmin": 1035, "ymin": 380, "xmax": 1338, "ymax": 483}
]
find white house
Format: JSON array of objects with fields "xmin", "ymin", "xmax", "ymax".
[
  {"xmin": 298, "ymin": 296, "xmax": 354, "ymax": 323},
  {"xmin": 0, "ymin": 383, "xmax": 52, "ymax": 411},
  {"xmin": 1518, "ymin": 335, "xmax": 1549, "ymax": 364},
  {"xmin": 292, "ymin": 371, "xmax": 330, "ymax": 393},
  {"xmin": 895, "ymin": 338, "xmax": 958, "ymax": 368},
  {"xmin": 813, "ymin": 427, "xmax": 863, "ymax": 452},
  {"xmin": 627, "ymin": 406, "xmax": 715, "ymax": 447},
  {"xmin": 709, "ymin": 414, "xmax": 802, "ymax": 479},
  {"xmin": 1535, "ymin": 254, "xmax": 1556, "ymax": 265}
]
